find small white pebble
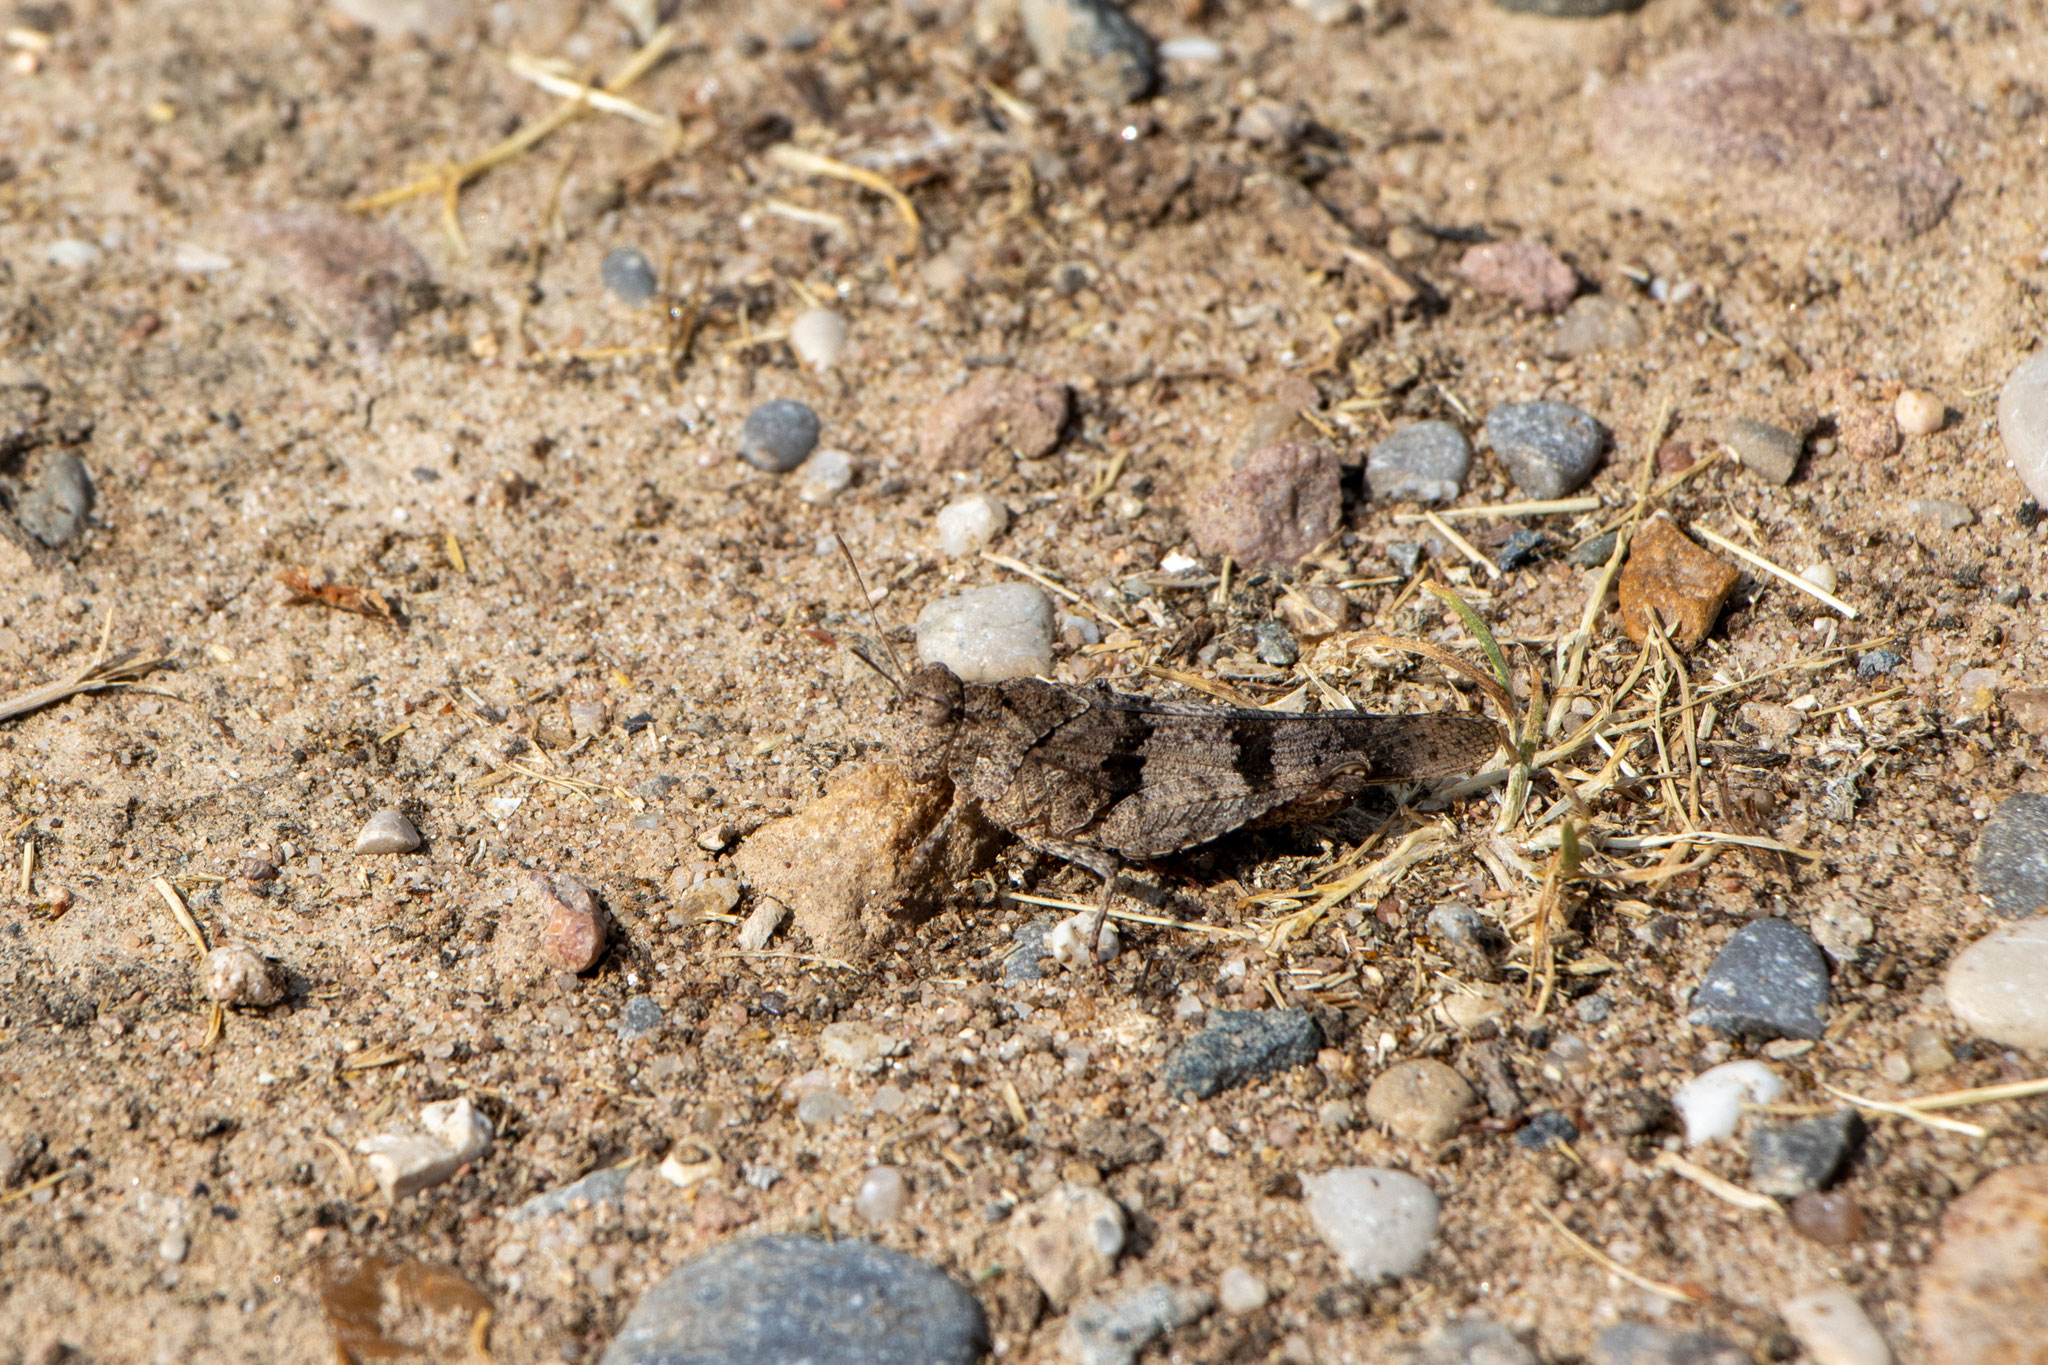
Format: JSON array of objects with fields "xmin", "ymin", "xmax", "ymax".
[
  {"xmin": 1798, "ymin": 562, "xmax": 1839, "ymax": 595},
  {"xmin": 935, "ymin": 493, "xmax": 1009, "ymax": 558},
  {"xmin": 203, "ymin": 944, "xmax": 286, "ymax": 1007},
  {"xmin": 45, "ymin": 238, "xmax": 101, "ymax": 269},
  {"xmin": 1218, "ymin": 1265, "xmax": 1269, "ymax": 1315},
  {"xmin": 788, "ymin": 308, "xmax": 847, "ymax": 371},
  {"xmin": 354, "ymin": 807, "xmax": 421, "ymax": 855},
  {"xmin": 1048, "ymin": 910, "xmax": 1118, "ymax": 968},
  {"xmin": 1894, "ymin": 387, "xmax": 1945, "ymax": 436},
  {"xmin": 1672, "ymin": 1060, "xmax": 1784, "ymax": 1145},
  {"xmin": 1157, "ymin": 36, "xmax": 1223, "ymax": 62},
  {"xmin": 1780, "ymin": 1287, "xmax": 1893, "ymax": 1365},
  {"xmin": 796, "ymin": 448, "xmax": 854, "ymax": 505},
  {"xmin": 855, "ymin": 1165, "xmax": 909, "ymax": 1224}
]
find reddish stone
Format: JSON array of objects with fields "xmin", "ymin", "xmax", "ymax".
[
  {"xmin": 918, "ymin": 370, "xmax": 1070, "ymax": 468},
  {"xmin": 1919, "ymin": 1165, "xmax": 2048, "ymax": 1365},
  {"xmin": 1191, "ymin": 439, "xmax": 1343, "ymax": 570},
  {"xmin": 533, "ymin": 872, "xmax": 610, "ymax": 974},
  {"xmin": 1457, "ymin": 240, "xmax": 1578, "ymax": 313}
]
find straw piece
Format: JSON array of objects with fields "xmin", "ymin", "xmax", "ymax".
[
  {"xmin": 505, "ymin": 53, "xmax": 677, "ymax": 129},
  {"xmin": 1530, "ymin": 1202, "xmax": 1707, "ymax": 1305},
  {"xmin": 1653, "ymin": 1151, "xmax": 1780, "ymax": 1213},
  {"xmin": 1820, "ymin": 1082, "xmax": 1988, "ymax": 1138},
  {"xmin": 1692, "ymin": 524, "xmax": 1858, "ymax": 619},
  {"xmin": 151, "ymin": 876, "xmax": 209, "ymax": 957},
  {"xmin": 1392, "ymin": 497, "xmax": 1601, "ymax": 524},
  {"xmin": 1421, "ymin": 510, "xmax": 1502, "ymax": 581},
  {"xmin": 765, "ymin": 144, "xmax": 920, "ymax": 260}
]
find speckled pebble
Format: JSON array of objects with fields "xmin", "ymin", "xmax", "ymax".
[
  {"xmin": 1588, "ymin": 1323, "xmax": 1745, "ymax": 1365},
  {"xmin": 1009, "ymin": 1182, "xmax": 1127, "ymax": 1306},
  {"xmin": 1687, "ymin": 917, "xmax": 1829, "ymax": 1041},
  {"xmin": 1856, "ymin": 649, "xmax": 1903, "ymax": 680},
  {"xmin": 1748, "ymin": 1110, "xmax": 1862, "ymax": 1196},
  {"xmin": 1301, "ymin": 1167, "xmax": 1440, "ymax": 1282},
  {"xmin": 19, "ymin": 452, "xmax": 93, "ymax": 547},
  {"xmin": 1484, "ymin": 401, "xmax": 1606, "ymax": 499},
  {"xmin": 615, "ymin": 995, "xmax": 664, "ymax": 1041},
  {"xmin": 1059, "ymin": 1284, "xmax": 1213, "ymax": 1365},
  {"xmin": 353, "ymin": 807, "xmax": 421, "ymax": 855},
  {"xmin": 599, "ymin": 1235, "xmax": 987, "ymax": 1365},
  {"xmin": 1364, "ymin": 1059, "xmax": 1475, "ymax": 1144},
  {"xmin": 1974, "ymin": 793, "xmax": 2048, "ymax": 918},
  {"xmin": 1365, "ymin": 421, "xmax": 1471, "ymax": 505},
  {"xmin": 601, "ymin": 247, "xmax": 658, "ymax": 306},
  {"xmin": 1162, "ymin": 1009, "xmax": 1321, "ymax": 1100},
  {"xmin": 202, "ymin": 944, "xmax": 286, "ymax": 1007},
  {"xmin": 1917, "ymin": 1166, "xmax": 2048, "ymax": 1365},
  {"xmin": 738, "ymin": 399, "xmax": 822, "ymax": 473},
  {"xmin": 1019, "ymin": 0, "xmax": 1158, "ymax": 105},
  {"xmin": 915, "ymin": 583, "xmax": 1056, "ymax": 683}
]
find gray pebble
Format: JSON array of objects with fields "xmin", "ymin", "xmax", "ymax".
[
  {"xmin": 1254, "ymin": 619, "xmax": 1299, "ymax": 667},
  {"xmin": 1365, "ymin": 421, "xmax": 1471, "ymax": 504},
  {"xmin": 19, "ymin": 452, "xmax": 92, "ymax": 547},
  {"xmin": 1301, "ymin": 1167, "xmax": 1440, "ymax": 1282},
  {"xmin": 1512, "ymin": 1111, "xmax": 1579, "ymax": 1151},
  {"xmin": 615, "ymin": 995, "xmax": 664, "ymax": 1041},
  {"xmin": 508, "ymin": 1166, "xmax": 629, "ymax": 1224},
  {"xmin": 600, "ymin": 1235, "xmax": 988, "ymax": 1365},
  {"xmin": 1723, "ymin": 418, "xmax": 1802, "ymax": 486},
  {"xmin": 637, "ymin": 775, "xmax": 681, "ymax": 801},
  {"xmin": 1386, "ymin": 541, "xmax": 1424, "ymax": 576},
  {"xmin": 738, "ymin": 399, "xmax": 821, "ymax": 473},
  {"xmin": 1574, "ymin": 993, "xmax": 1611, "ymax": 1025},
  {"xmin": 1162, "ymin": 1009, "xmax": 1321, "ymax": 1100},
  {"xmin": 1426, "ymin": 901, "xmax": 1507, "ymax": 983},
  {"xmin": 1976, "ymin": 793, "xmax": 2048, "ymax": 918},
  {"xmin": 1484, "ymin": 401, "xmax": 1606, "ymax": 500},
  {"xmin": 1909, "ymin": 497, "xmax": 1977, "ymax": 530},
  {"xmin": 1855, "ymin": 649, "xmax": 1902, "ymax": 680},
  {"xmin": 1549, "ymin": 295, "xmax": 1645, "ymax": 357},
  {"xmin": 1688, "ymin": 918, "xmax": 1830, "ymax": 1041},
  {"xmin": 1748, "ymin": 1110, "xmax": 1862, "ymax": 1197},
  {"xmin": 1568, "ymin": 530, "xmax": 1618, "ymax": 568},
  {"xmin": 915, "ymin": 583, "xmax": 1056, "ymax": 683},
  {"xmin": 796, "ymin": 1089, "xmax": 853, "ymax": 1128},
  {"xmin": 1003, "ymin": 919, "xmax": 1055, "ymax": 986},
  {"xmin": 1019, "ymin": 0, "xmax": 1158, "ymax": 105},
  {"xmin": 353, "ymin": 807, "xmax": 421, "ymax": 855},
  {"xmin": 1059, "ymin": 1284, "xmax": 1213, "ymax": 1365},
  {"xmin": 1496, "ymin": 528, "xmax": 1547, "ymax": 573},
  {"xmin": 1075, "ymin": 1117, "xmax": 1163, "ymax": 1171},
  {"xmin": 1588, "ymin": 1323, "xmax": 1746, "ymax": 1365},
  {"xmin": 1411, "ymin": 1319, "xmax": 1536, "ymax": 1365},
  {"xmin": 602, "ymin": 247, "xmax": 658, "ymax": 306}
]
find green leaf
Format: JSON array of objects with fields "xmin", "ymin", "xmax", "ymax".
[{"xmin": 1425, "ymin": 582, "xmax": 1513, "ymax": 695}]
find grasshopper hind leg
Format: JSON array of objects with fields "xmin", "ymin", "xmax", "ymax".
[{"xmin": 1033, "ymin": 839, "xmax": 1125, "ymax": 965}]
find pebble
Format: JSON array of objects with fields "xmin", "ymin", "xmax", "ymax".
[
  {"xmin": 355, "ymin": 1098, "xmax": 492, "ymax": 1201},
  {"xmin": 1364, "ymin": 1059, "xmax": 1476, "ymax": 1144},
  {"xmin": 736, "ymin": 895, "xmax": 787, "ymax": 952},
  {"xmin": 1156, "ymin": 35, "xmax": 1223, "ymax": 61},
  {"xmin": 1301, "ymin": 1168, "xmax": 1440, "ymax": 1282},
  {"xmin": 855, "ymin": 1166, "xmax": 909, "ymax": 1224},
  {"xmin": 1688, "ymin": 917, "xmax": 1830, "ymax": 1041},
  {"xmin": 601, "ymin": 247, "xmax": 658, "ymax": 306},
  {"xmin": 508, "ymin": 1166, "xmax": 629, "ymax": 1223},
  {"xmin": 1008, "ymin": 1182, "xmax": 1127, "ymax": 1305},
  {"xmin": 1365, "ymin": 421, "xmax": 1471, "ymax": 505},
  {"xmin": 1997, "ymin": 351, "xmax": 2048, "ymax": 502},
  {"xmin": 1569, "ymin": 530, "xmax": 1619, "ymax": 568},
  {"xmin": 1671, "ymin": 1060, "xmax": 1784, "ymax": 1145},
  {"xmin": 1917, "ymin": 1165, "xmax": 2048, "ymax": 1365},
  {"xmin": 1588, "ymin": 1323, "xmax": 1745, "ymax": 1365},
  {"xmin": 1616, "ymin": 512, "xmax": 1740, "ymax": 654},
  {"xmin": 353, "ymin": 807, "xmax": 421, "ymax": 855},
  {"xmin": 1253, "ymin": 620, "xmax": 1298, "ymax": 667},
  {"xmin": 532, "ymin": 872, "xmax": 611, "ymax": 974},
  {"xmin": 1856, "ymin": 649, "xmax": 1902, "ymax": 680},
  {"xmin": 1974, "ymin": 793, "xmax": 2048, "ymax": 918},
  {"xmin": 199, "ymin": 942, "xmax": 286, "ymax": 1007},
  {"xmin": 1513, "ymin": 1111, "xmax": 1579, "ymax": 1151},
  {"xmin": 788, "ymin": 308, "xmax": 847, "ymax": 371},
  {"xmin": 1059, "ymin": 1284, "xmax": 1213, "ymax": 1365},
  {"xmin": 1233, "ymin": 98, "xmax": 1307, "ymax": 148},
  {"xmin": 739, "ymin": 399, "xmax": 822, "ymax": 474},
  {"xmin": 1161, "ymin": 1008, "xmax": 1321, "ymax": 1100},
  {"xmin": 1483, "ymin": 401, "xmax": 1606, "ymax": 500},
  {"xmin": 1491, "ymin": 0, "xmax": 1643, "ymax": 12},
  {"xmin": 920, "ymin": 369, "xmax": 1070, "ymax": 468},
  {"xmin": 1457, "ymin": 240, "xmax": 1576, "ymax": 313},
  {"xmin": 1550, "ymin": 295, "xmax": 1645, "ymax": 357},
  {"xmin": 599, "ymin": 1235, "xmax": 987, "ymax": 1365},
  {"xmin": 1048, "ymin": 910, "xmax": 1119, "ymax": 968},
  {"xmin": 1894, "ymin": 388, "xmax": 1944, "ymax": 436},
  {"xmin": 1412, "ymin": 1320, "xmax": 1536, "ymax": 1365},
  {"xmin": 1908, "ymin": 497, "xmax": 1975, "ymax": 530},
  {"xmin": 1276, "ymin": 585, "xmax": 1350, "ymax": 638},
  {"xmin": 915, "ymin": 583, "xmax": 1056, "ymax": 683},
  {"xmin": 19, "ymin": 452, "xmax": 92, "ymax": 547},
  {"xmin": 1019, "ymin": 0, "xmax": 1158, "ymax": 105},
  {"xmin": 820, "ymin": 1021, "xmax": 898, "ymax": 1068},
  {"xmin": 1003, "ymin": 919, "xmax": 1054, "ymax": 985},
  {"xmin": 935, "ymin": 493, "xmax": 1010, "ymax": 558},
  {"xmin": 1497, "ymin": 528, "xmax": 1547, "ymax": 573},
  {"xmin": 45, "ymin": 238, "xmax": 101, "ymax": 268},
  {"xmin": 1749, "ymin": 1110, "xmax": 1862, "ymax": 1197},
  {"xmin": 615, "ymin": 995, "xmax": 663, "ymax": 1041},
  {"xmin": 1426, "ymin": 901, "xmax": 1508, "ymax": 982},
  {"xmin": 1190, "ymin": 439, "xmax": 1343, "ymax": 569},
  {"xmin": 1780, "ymin": 1288, "xmax": 1892, "ymax": 1365},
  {"xmin": 1217, "ymin": 1266, "xmax": 1268, "ymax": 1316},
  {"xmin": 795, "ymin": 448, "xmax": 853, "ymax": 505},
  {"xmin": 796, "ymin": 1089, "xmax": 853, "ymax": 1128},
  {"xmin": 1599, "ymin": 32, "xmax": 1962, "ymax": 243},
  {"xmin": 1944, "ymin": 917, "xmax": 2048, "ymax": 1051},
  {"xmin": 569, "ymin": 700, "xmax": 607, "ymax": 738},
  {"xmin": 1799, "ymin": 562, "xmax": 1839, "ymax": 595},
  {"xmin": 1790, "ymin": 1190, "xmax": 1864, "ymax": 1247},
  {"xmin": 1723, "ymin": 417, "xmax": 1802, "ymax": 486},
  {"xmin": 1075, "ymin": 1117, "xmax": 1163, "ymax": 1171}
]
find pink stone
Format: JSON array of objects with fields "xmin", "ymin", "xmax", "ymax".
[{"xmin": 1457, "ymin": 240, "xmax": 1577, "ymax": 313}]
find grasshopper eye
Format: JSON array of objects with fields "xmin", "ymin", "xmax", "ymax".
[{"xmin": 907, "ymin": 663, "xmax": 964, "ymax": 725}]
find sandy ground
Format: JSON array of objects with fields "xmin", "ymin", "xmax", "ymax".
[{"xmin": 2, "ymin": 0, "xmax": 2046, "ymax": 1360}]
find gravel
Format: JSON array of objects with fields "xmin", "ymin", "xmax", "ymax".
[
  {"xmin": 1191, "ymin": 439, "xmax": 1343, "ymax": 568},
  {"xmin": 353, "ymin": 807, "xmax": 421, "ymax": 854},
  {"xmin": 1483, "ymin": 401, "xmax": 1606, "ymax": 499},
  {"xmin": 600, "ymin": 247, "xmax": 657, "ymax": 305},
  {"xmin": 914, "ymin": 582, "xmax": 1057, "ymax": 683},
  {"xmin": 1723, "ymin": 417, "xmax": 1802, "ymax": 486},
  {"xmin": 1009, "ymin": 1182, "xmax": 1127, "ymax": 1305},
  {"xmin": 1161, "ymin": 1008, "xmax": 1321, "ymax": 1100},
  {"xmin": 1363, "ymin": 1059, "xmax": 1476, "ymax": 1144},
  {"xmin": 1365, "ymin": 421, "xmax": 1471, "ymax": 504},
  {"xmin": 533, "ymin": 872, "xmax": 610, "ymax": 974},
  {"xmin": 1058, "ymin": 1283, "xmax": 1213, "ymax": 1365},
  {"xmin": 614, "ymin": 995, "xmax": 663, "ymax": 1040},
  {"xmin": 19, "ymin": 452, "xmax": 92, "ymax": 547},
  {"xmin": 795, "ymin": 448, "xmax": 853, "ymax": 504},
  {"xmin": 738, "ymin": 399, "xmax": 822, "ymax": 473},
  {"xmin": 1974, "ymin": 793, "xmax": 2048, "ymax": 917},
  {"xmin": 1998, "ymin": 349, "xmax": 2048, "ymax": 502},
  {"xmin": 599, "ymin": 1235, "xmax": 988, "ymax": 1365},
  {"xmin": 1457, "ymin": 239, "xmax": 1576, "ymax": 312},
  {"xmin": 1749, "ymin": 1110, "xmax": 1863, "ymax": 1197},
  {"xmin": 1217, "ymin": 1266, "xmax": 1268, "ymax": 1315},
  {"xmin": 1550, "ymin": 295, "xmax": 1644, "ymax": 356},
  {"xmin": 936, "ymin": 492, "xmax": 1010, "ymax": 557},
  {"xmin": 1943, "ymin": 918, "xmax": 2048, "ymax": 1051},
  {"xmin": 507, "ymin": 1165, "xmax": 628, "ymax": 1223},
  {"xmin": 1301, "ymin": 1167, "xmax": 1441, "ymax": 1282},
  {"xmin": 201, "ymin": 944, "xmax": 285, "ymax": 1006},
  {"xmin": 1687, "ymin": 917, "xmax": 1830, "ymax": 1041},
  {"xmin": 1019, "ymin": 0, "xmax": 1158, "ymax": 105}
]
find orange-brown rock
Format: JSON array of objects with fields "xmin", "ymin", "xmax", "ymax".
[{"xmin": 1617, "ymin": 513, "xmax": 1739, "ymax": 653}]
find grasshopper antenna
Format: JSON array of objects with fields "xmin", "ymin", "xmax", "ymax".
[{"xmin": 833, "ymin": 530, "xmax": 908, "ymax": 693}]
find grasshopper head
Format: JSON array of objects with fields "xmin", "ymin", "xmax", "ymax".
[{"xmin": 905, "ymin": 662, "xmax": 965, "ymax": 728}]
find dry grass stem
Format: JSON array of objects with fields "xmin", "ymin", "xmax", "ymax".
[
  {"xmin": 1355, "ymin": 633, "xmax": 1518, "ymax": 729},
  {"xmin": 151, "ymin": 876, "xmax": 209, "ymax": 957},
  {"xmin": 1262, "ymin": 820, "xmax": 1449, "ymax": 945},
  {"xmin": 1420, "ymin": 510, "xmax": 1503, "ymax": 581},
  {"xmin": 504, "ymin": 53, "xmax": 677, "ymax": 130},
  {"xmin": 1393, "ymin": 497, "xmax": 1602, "ymax": 524},
  {"xmin": 1692, "ymin": 525, "xmax": 1858, "ymax": 619},
  {"xmin": 1006, "ymin": 891, "xmax": 1260, "ymax": 939},
  {"xmin": 0, "ymin": 1167, "xmax": 79, "ymax": 1207},
  {"xmin": 1531, "ymin": 1202, "xmax": 1708, "ymax": 1305},
  {"xmin": 1820, "ymin": 1083, "xmax": 1989, "ymax": 1138},
  {"xmin": 765, "ymin": 144, "xmax": 921, "ymax": 260},
  {"xmin": 0, "ymin": 648, "xmax": 173, "ymax": 726},
  {"xmin": 1653, "ymin": 1151, "xmax": 1780, "ymax": 1213},
  {"xmin": 1889, "ymin": 1076, "xmax": 2048, "ymax": 1112}
]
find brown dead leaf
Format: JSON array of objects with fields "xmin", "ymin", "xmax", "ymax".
[{"xmin": 279, "ymin": 569, "xmax": 400, "ymax": 625}]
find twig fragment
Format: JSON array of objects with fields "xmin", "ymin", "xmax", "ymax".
[{"xmin": 1692, "ymin": 525, "xmax": 1858, "ymax": 619}]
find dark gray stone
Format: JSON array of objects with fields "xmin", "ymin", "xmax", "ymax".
[
  {"xmin": 1723, "ymin": 417, "xmax": 1802, "ymax": 486},
  {"xmin": 1386, "ymin": 541, "xmax": 1424, "ymax": 576},
  {"xmin": 1748, "ymin": 1110, "xmax": 1862, "ymax": 1197},
  {"xmin": 601, "ymin": 1235, "xmax": 988, "ymax": 1365},
  {"xmin": 1019, "ymin": 0, "xmax": 1157, "ymax": 105},
  {"xmin": 1855, "ymin": 648, "xmax": 1903, "ymax": 680},
  {"xmin": 617, "ymin": 994, "xmax": 665, "ymax": 1040},
  {"xmin": 1059, "ymin": 1283, "xmax": 1212, "ymax": 1365},
  {"xmin": 508, "ymin": 1166, "xmax": 629, "ymax": 1224},
  {"xmin": 1976, "ymin": 793, "xmax": 2048, "ymax": 919},
  {"xmin": 1162, "ymin": 1009, "xmax": 1321, "ymax": 1100},
  {"xmin": 1496, "ymin": 528, "xmax": 1547, "ymax": 573},
  {"xmin": 19, "ymin": 452, "xmax": 92, "ymax": 547},
  {"xmin": 1405, "ymin": 1319, "xmax": 1536, "ymax": 1365},
  {"xmin": 1569, "ymin": 530, "xmax": 1619, "ymax": 568},
  {"xmin": 738, "ymin": 399, "xmax": 821, "ymax": 473},
  {"xmin": 1688, "ymin": 918, "xmax": 1830, "ymax": 1041},
  {"xmin": 1365, "ymin": 421, "xmax": 1471, "ymax": 505},
  {"xmin": 1483, "ymin": 401, "xmax": 1606, "ymax": 500},
  {"xmin": 603, "ymin": 247, "xmax": 659, "ymax": 306},
  {"xmin": 1589, "ymin": 1323, "xmax": 1746, "ymax": 1365},
  {"xmin": 1003, "ymin": 919, "xmax": 1053, "ymax": 986},
  {"xmin": 1512, "ymin": 1111, "xmax": 1578, "ymax": 1151},
  {"xmin": 1490, "ymin": 0, "xmax": 1645, "ymax": 13},
  {"xmin": 1254, "ymin": 619, "xmax": 1299, "ymax": 667}
]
